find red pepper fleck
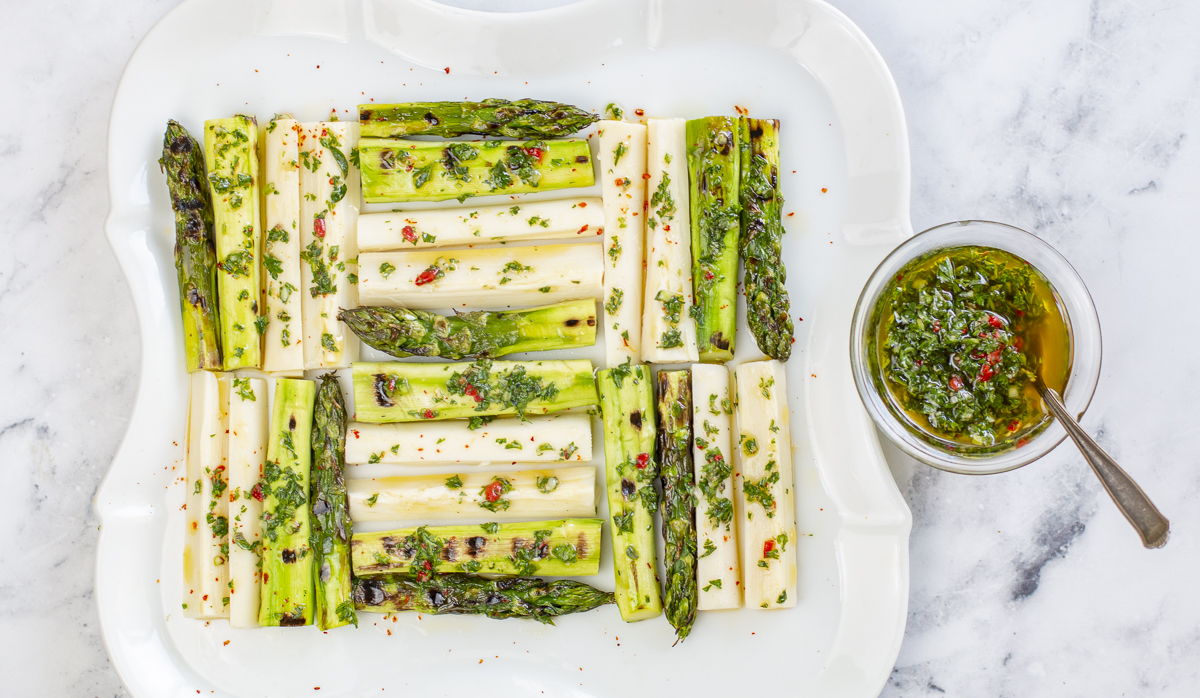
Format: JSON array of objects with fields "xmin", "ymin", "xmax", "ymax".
[
  {"xmin": 1007, "ymin": 420, "xmax": 1020, "ymax": 432},
  {"xmin": 402, "ymin": 225, "xmax": 417, "ymax": 242},
  {"xmin": 443, "ymin": 67, "xmax": 450, "ymax": 74},
  {"xmin": 578, "ymin": 224, "xmax": 589, "ymax": 233},
  {"xmin": 525, "ymin": 147, "xmax": 544, "ymax": 160},
  {"xmin": 484, "ymin": 480, "xmax": 504, "ymax": 502},
  {"xmin": 987, "ymin": 314, "xmax": 1004, "ymax": 329},
  {"xmin": 313, "ymin": 216, "xmax": 326, "ymax": 239},
  {"xmin": 352, "ymin": 429, "xmax": 361, "ymax": 439},
  {"xmin": 704, "ymin": 270, "xmax": 715, "ymax": 280},
  {"xmin": 1015, "ymin": 309, "xmax": 1025, "ymax": 317},
  {"xmin": 763, "ymin": 539, "xmax": 775, "ymax": 557},
  {"xmin": 251, "ymin": 483, "xmax": 264, "ymax": 502},
  {"xmin": 414, "ymin": 267, "xmax": 439, "ymax": 286},
  {"xmin": 949, "ymin": 375, "xmax": 964, "ymax": 391},
  {"xmin": 987, "ymin": 347, "xmax": 1004, "ymax": 364},
  {"xmin": 642, "ymin": 173, "xmax": 651, "ymax": 179},
  {"xmin": 422, "ymin": 409, "xmax": 435, "ymax": 419},
  {"xmin": 663, "ymin": 224, "xmax": 670, "ymax": 231},
  {"xmin": 577, "ymin": 201, "xmax": 587, "ymax": 207},
  {"xmin": 634, "ymin": 108, "xmax": 645, "ymax": 116},
  {"xmin": 635, "ymin": 452, "xmax": 649, "ymax": 469},
  {"xmin": 978, "ymin": 363, "xmax": 994, "ymax": 381},
  {"xmin": 932, "ymin": 320, "xmax": 941, "ymax": 333},
  {"xmin": 1016, "ymin": 438, "xmax": 1030, "ymax": 448}
]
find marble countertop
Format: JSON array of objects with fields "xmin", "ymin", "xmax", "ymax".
[{"xmin": 3, "ymin": 0, "xmax": 1197, "ymax": 695}]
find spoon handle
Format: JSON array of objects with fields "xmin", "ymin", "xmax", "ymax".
[{"xmin": 1040, "ymin": 387, "xmax": 1169, "ymax": 548}]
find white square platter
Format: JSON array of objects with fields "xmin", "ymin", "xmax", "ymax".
[{"xmin": 97, "ymin": 0, "xmax": 914, "ymax": 695}]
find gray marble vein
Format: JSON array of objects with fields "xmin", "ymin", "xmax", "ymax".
[{"xmin": 1, "ymin": 0, "xmax": 1197, "ymax": 696}]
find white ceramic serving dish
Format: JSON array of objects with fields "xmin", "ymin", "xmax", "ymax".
[{"xmin": 97, "ymin": 0, "xmax": 914, "ymax": 696}]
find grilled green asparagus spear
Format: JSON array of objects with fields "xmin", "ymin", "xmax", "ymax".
[
  {"xmin": 358, "ymin": 138, "xmax": 594, "ymax": 203},
  {"xmin": 352, "ymin": 359, "xmax": 598, "ymax": 423},
  {"xmin": 656, "ymin": 369, "xmax": 697, "ymax": 641},
  {"xmin": 338, "ymin": 299, "xmax": 597, "ymax": 360},
  {"xmin": 687, "ymin": 117, "xmax": 741, "ymax": 363},
  {"xmin": 310, "ymin": 374, "xmax": 355, "ymax": 630},
  {"xmin": 259, "ymin": 378, "xmax": 316, "ymax": 627},
  {"xmin": 352, "ymin": 574, "xmax": 613, "ymax": 624},
  {"xmin": 351, "ymin": 519, "xmax": 604, "ymax": 577},
  {"xmin": 160, "ymin": 120, "xmax": 221, "ymax": 371},
  {"xmin": 204, "ymin": 115, "xmax": 262, "ymax": 370},
  {"xmin": 597, "ymin": 363, "xmax": 663, "ymax": 622},
  {"xmin": 739, "ymin": 118, "xmax": 793, "ymax": 360},
  {"xmin": 359, "ymin": 99, "xmax": 598, "ymax": 139}
]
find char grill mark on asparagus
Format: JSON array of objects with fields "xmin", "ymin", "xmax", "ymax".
[
  {"xmin": 161, "ymin": 120, "xmax": 222, "ymax": 371},
  {"xmin": 352, "ymin": 574, "xmax": 613, "ymax": 624},
  {"xmin": 310, "ymin": 374, "xmax": 356, "ymax": 629},
  {"xmin": 359, "ymin": 99, "xmax": 599, "ymax": 139},
  {"xmin": 738, "ymin": 118, "xmax": 793, "ymax": 360},
  {"xmin": 657, "ymin": 370, "xmax": 698, "ymax": 641}
]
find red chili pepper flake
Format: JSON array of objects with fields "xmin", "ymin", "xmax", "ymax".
[
  {"xmin": 578, "ymin": 224, "xmax": 589, "ymax": 233},
  {"xmin": 577, "ymin": 202, "xmax": 587, "ymax": 207},
  {"xmin": 1016, "ymin": 438, "xmax": 1029, "ymax": 448},
  {"xmin": 1015, "ymin": 309, "xmax": 1025, "ymax": 317},
  {"xmin": 313, "ymin": 216, "xmax": 326, "ymax": 239},
  {"xmin": 634, "ymin": 108, "xmax": 645, "ymax": 117},
  {"xmin": 352, "ymin": 429, "xmax": 361, "ymax": 439},
  {"xmin": 525, "ymin": 147, "xmax": 544, "ymax": 160},
  {"xmin": 402, "ymin": 225, "xmax": 417, "ymax": 242},
  {"xmin": 987, "ymin": 347, "xmax": 1004, "ymax": 364},
  {"xmin": 421, "ymin": 409, "xmax": 435, "ymax": 419},
  {"xmin": 251, "ymin": 483, "xmax": 264, "ymax": 502},
  {"xmin": 614, "ymin": 177, "xmax": 627, "ymax": 186},
  {"xmin": 932, "ymin": 320, "xmax": 941, "ymax": 333},
  {"xmin": 663, "ymin": 224, "xmax": 670, "ymax": 231},
  {"xmin": 763, "ymin": 539, "xmax": 776, "ymax": 557},
  {"xmin": 414, "ymin": 267, "xmax": 440, "ymax": 286},
  {"xmin": 635, "ymin": 452, "xmax": 649, "ymax": 469},
  {"xmin": 704, "ymin": 270, "xmax": 715, "ymax": 280},
  {"xmin": 949, "ymin": 375, "xmax": 963, "ymax": 391},
  {"xmin": 463, "ymin": 384, "xmax": 483, "ymax": 402},
  {"xmin": 1007, "ymin": 420, "xmax": 1020, "ymax": 432},
  {"xmin": 484, "ymin": 480, "xmax": 504, "ymax": 502},
  {"xmin": 978, "ymin": 363, "xmax": 994, "ymax": 381},
  {"xmin": 821, "ymin": 187, "xmax": 828, "ymax": 193},
  {"xmin": 443, "ymin": 67, "xmax": 450, "ymax": 74},
  {"xmin": 987, "ymin": 314, "xmax": 1004, "ymax": 329},
  {"xmin": 642, "ymin": 173, "xmax": 651, "ymax": 179}
]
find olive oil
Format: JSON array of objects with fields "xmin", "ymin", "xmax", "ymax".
[{"xmin": 872, "ymin": 246, "xmax": 1071, "ymax": 452}]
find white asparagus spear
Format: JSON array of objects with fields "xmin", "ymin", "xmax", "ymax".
[
  {"xmin": 358, "ymin": 198, "xmax": 604, "ymax": 252},
  {"xmin": 358, "ymin": 243, "xmax": 603, "ymax": 310},
  {"xmin": 182, "ymin": 372, "xmax": 215, "ymax": 618},
  {"xmin": 182, "ymin": 371, "xmax": 230, "ymax": 619},
  {"xmin": 345, "ymin": 413, "xmax": 592, "ymax": 466},
  {"xmin": 733, "ymin": 360, "xmax": 797, "ymax": 609},
  {"xmin": 261, "ymin": 117, "xmax": 304, "ymax": 374},
  {"xmin": 691, "ymin": 364, "xmax": 740, "ymax": 609},
  {"xmin": 299, "ymin": 121, "xmax": 360, "ymax": 369},
  {"xmin": 348, "ymin": 466, "xmax": 596, "ymax": 522},
  {"xmin": 642, "ymin": 118, "xmax": 698, "ymax": 363},
  {"xmin": 225, "ymin": 376, "xmax": 268, "ymax": 628},
  {"xmin": 597, "ymin": 120, "xmax": 647, "ymax": 366}
]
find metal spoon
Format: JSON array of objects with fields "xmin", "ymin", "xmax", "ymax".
[{"xmin": 1035, "ymin": 378, "xmax": 1170, "ymax": 548}]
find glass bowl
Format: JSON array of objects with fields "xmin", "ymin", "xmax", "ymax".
[{"xmin": 849, "ymin": 220, "xmax": 1102, "ymax": 475}]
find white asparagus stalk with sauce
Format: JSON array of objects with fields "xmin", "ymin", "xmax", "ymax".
[
  {"xmin": 357, "ymin": 197, "xmax": 604, "ymax": 252},
  {"xmin": 357, "ymin": 243, "xmax": 603, "ymax": 311},
  {"xmin": 299, "ymin": 121, "xmax": 360, "ymax": 369},
  {"xmin": 261, "ymin": 116, "xmax": 304, "ymax": 374},
  {"xmin": 345, "ymin": 413, "xmax": 592, "ymax": 466},
  {"xmin": 182, "ymin": 371, "xmax": 229, "ymax": 619},
  {"xmin": 691, "ymin": 364, "xmax": 740, "ymax": 610},
  {"xmin": 348, "ymin": 466, "xmax": 596, "ymax": 522},
  {"xmin": 642, "ymin": 118, "xmax": 698, "ymax": 363},
  {"xmin": 733, "ymin": 360, "xmax": 797, "ymax": 609},
  {"xmin": 597, "ymin": 120, "xmax": 647, "ymax": 366},
  {"xmin": 225, "ymin": 376, "xmax": 268, "ymax": 627}
]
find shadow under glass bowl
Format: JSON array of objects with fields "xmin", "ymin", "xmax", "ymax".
[{"xmin": 849, "ymin": 220, "xmax": 1103, "ymax": 475}]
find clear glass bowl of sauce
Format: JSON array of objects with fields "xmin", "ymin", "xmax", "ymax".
[{"xmin": 850, "ymin": 221, "xmax": 1102, "ymax": 474}]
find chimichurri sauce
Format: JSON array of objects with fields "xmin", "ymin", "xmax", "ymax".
[{"xmin": 875, "ymin": 246, "xmax": 1071, "ymax": 449}]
